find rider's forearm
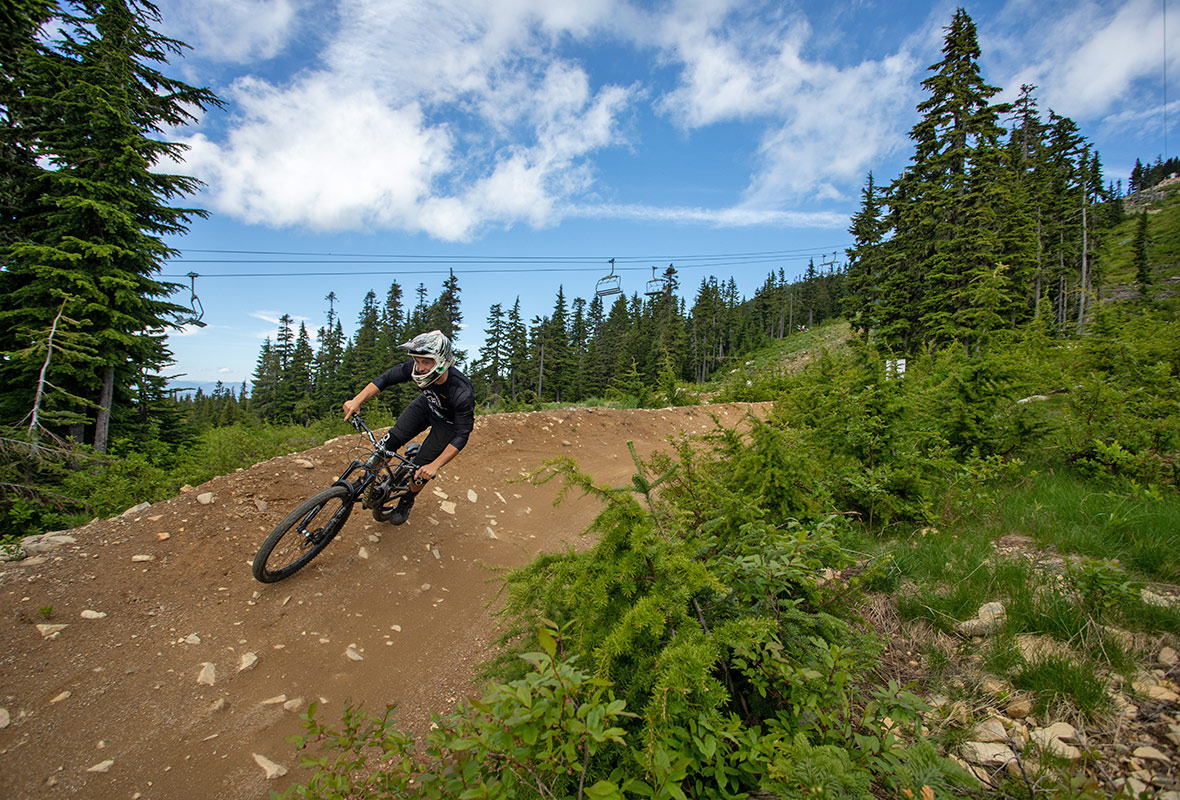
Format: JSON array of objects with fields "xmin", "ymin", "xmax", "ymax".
[
  {"xmin": 430, "ymin": 444, "xmax": 461, "ymax": 471},
  {"xmin": 345, "ymin": 382, "xmax": 381, "ymax": 412}
]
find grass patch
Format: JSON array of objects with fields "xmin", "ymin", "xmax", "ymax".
[
  {"xmin": 986, "ymin": 471, "xmax": 1180, "ymax": 581},
  {"xmin": 1011, "ymin": 655, "xmax": 1110, "ymax": 721}
]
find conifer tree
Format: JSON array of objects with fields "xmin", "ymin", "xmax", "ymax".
[
  {"xmin": 505, "ymin": 298, "xmax": 529, "ymax": 402},
  {"xmin": 0, "ymin": 0, "xmax": 220, "ymax": 451},
  {"xmin": 474, "ymin": 302, "xmax": 507, "ymax": 399},
  {"xmin": 251, "ymin": 338, "xmax": 279, "ymax": 420},
  {"xmin": 285, "ymin": 322, "xmax": 315, "ymax": 422},
  {"xmin": 888, "ymin": 7, "xmax": 1008, "ymax": 352},
  {"xmin": 1134, "ymin": 211, "xmax": 1151, "ymax": 294},
  {"xmin": 844, "ymin": 173, "xmax": 887, "ymax": 336},
  {"xmin": 312, "ymin": 292, "xmax": 346, "ymax": 416},
  {"xmin": 341, "ymin": 291, "xmax": 385, "ymax": 400}
]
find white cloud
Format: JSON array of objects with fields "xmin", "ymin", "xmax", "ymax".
[
  {"xmin": 159, "ymin": 0, "xmax": 300, "ymax": 63},
  {"xmin": 647, "ymin": 2, "xmax": 921, "ymax": 206},
  {"xmin": 183, "ymin": 0, "xmax": 634, "ymax": 240},
  {"xmin": 993, "ymin": 0, "xmax": 1171, "ymax": 121}
]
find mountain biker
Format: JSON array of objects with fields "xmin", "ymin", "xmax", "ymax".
[{"xmin": 341, "ymin": 330, "xmax": 474, "ymax": 525}]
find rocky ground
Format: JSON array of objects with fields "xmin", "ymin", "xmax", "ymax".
[
  {"xmin": 2, "ymin": 401, "xmax": 1178, "ymax": 799},
  {"xmin": 871, "ymin": 534, "xmax": 1180, "ymax": 797},
  {"xmin": 0, "ymin": 403, "xmax": 765, "ymax": 799}
]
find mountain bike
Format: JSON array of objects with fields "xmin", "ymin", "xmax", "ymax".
[{"xmin": 251, "ymin": 414, "xmax": 422, "ymax": 583}]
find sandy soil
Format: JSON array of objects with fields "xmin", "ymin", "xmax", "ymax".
[{"xmin": 0, "ymin": 402, "xmax": 769, "ymax": 799}]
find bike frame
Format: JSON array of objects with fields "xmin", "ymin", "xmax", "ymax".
[{"xmin": 338, "ymin": 415, "xmax": 421, "ymax": 502}]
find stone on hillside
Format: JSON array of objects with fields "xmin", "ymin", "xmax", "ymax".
[
  {"xmin": 156, "ymin": 533, "xmax": 170, "ymax": 541},
  {"xmin": 131, "ymin": 554, "xmax": 153, "ymax": 562},
  {"xmin": 283, "ymin": 697, "xmax": 303, "ymax": 712},
  {"xmin": 252, "ymin": 753, "xmax": 288, "ymax": 779},
  {"xmin": 36, "ymin": 624, "xmax": 67, "ymax": 639},
  {"xmin": 1133, "ymin": 745, "xmax": 1171, "ymax": 763},
  {"xmin": 80, "ymin": 610, "xmax": 106, "ymax": 620},
  {"xmin": 21, "ymin": 533, "xmax": 76, "ymax": 554},
  {"xmin": 50, "ymin": 691, "xmax": 70, "ymax": 704},
  {"xmin": 120, "ymin": 502, "xmax": 151, "ymax": 517},
  {"xmin": 358, "ymin": 547, "xmax": 369, "ymax": 559},
  {"xmin": 345, "ymin": 647, "xmax": 363, "ymax": 661},
  {"xmin": 956, "ymin": 602, "xmax": 1006, "ymax": 636},
  {"xmin": 1005, "ymin": 693, "xmax": 1033, "ymax": 722},
  {"xmin": 197, "ymin": 662, "xmax": 216, "ymax": 686},
  {"xmin": 87, "ymin": 759, "xmax": 115, "ymax": 773},
  {"xmin": 960, "ymin": 741, "xmax": 1016, "ymax": 766},
  {"xmin": 197, "ymin": 492, "xmax": 215, "ymax": 505},
  {"xmin": 0, "ymin": 707, "xmax": 10, "ymax": 728},
  {"xmin": 1115, "ymin": 777, "xmax": 1151, "ymax": 798},
  {"xmin": 295, "ymin": 459, "xmax": 314, "ymax": 469},
  {"xmin": 956, "ymin": 617, "xmax": 997, "ymax": 636},
  {"xmin": 238, "ymin": 652, "xmax": 259, "ymax": 672},
  {"xmin": 467, "ymin": 489, "xmax": 477, "ymax": 502},
  {"xmin": 972, "ymin": 718, "xmax": 1009, "ymax": 743},
  {"xmin": 439, "ymin": 501, "xmax": 456, "ymax": 515},
  {"xmin": 1160, "ymin": 646, "xmax": 1178, "ymax": 667},
  {"xmin": 1102, "ymin": 625, "xmax": 1135, "ymax": 650},
  {"xmin": 180, "ymin": 484, "xmax": 193, "ymax": 492},
  {"xmin": 184, "ymin": 633, "xmax": 201, "ymax": 645},
  {"xmin": 1030, "ymin": 722, "xmax": 1081, "ymax": 760},
  {"xmin": 260, "ymin": 694, "xmax": 287, "ymax": 705}
]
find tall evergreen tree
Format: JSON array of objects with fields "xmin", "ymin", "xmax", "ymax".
[
  {"xmin": 505, "ymin": 298, "xmax": 529, "ymax": 402},
  {"xmin": 889, "ymin": 7, "xmax": 1008, "ymax": 352},
  {"xmin": 312, "ymin": 292, "xmax": 346, "ymax": 416},
  {"xmin": 1134, "ymin": 211, "xmax": 1151, "ymax": 294},
  {"xmin": 474, "ymin": 302, "xmax": 506, "ymax": 399},
  {"xmin": 0, "ymin": 0, "xmax": 220, "ymax": 451},
  {"xmin": 844, "ymin": 172, "xmax": 887, "ymax": 336}
]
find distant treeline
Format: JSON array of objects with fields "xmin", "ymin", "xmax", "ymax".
[
  {"xmin": 1130, "ymin": 156, "xmax": 1180, "ymax": 194},
  {"xmin": 178, "ymin": 261, "xmax": 846, "ymax": 426}
]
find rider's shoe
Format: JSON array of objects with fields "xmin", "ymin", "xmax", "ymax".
[{"xmin": 388, "ymin": 491, "xmax": 416, "ymax": 526}]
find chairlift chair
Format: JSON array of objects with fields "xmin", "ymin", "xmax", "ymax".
[
  {"xmin": 177, "ymin": 271, "xmax": 207, "ymax": 327},
  {"xmin": 595, "ymin": 258, "xmax": 622, "ymax": 298},
  {"xmin": 645, "ymin": 264, "xmax": 670, "ymax": 297}
]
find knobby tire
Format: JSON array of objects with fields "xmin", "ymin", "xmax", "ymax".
[{"xmin": 253, "ymin": 486, "xmax": 352, "ymax": 583}]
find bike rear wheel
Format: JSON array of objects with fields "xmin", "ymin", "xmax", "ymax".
[{"xmin": 253, "ymin": 486, "xmax": 352, "ymax": 583}]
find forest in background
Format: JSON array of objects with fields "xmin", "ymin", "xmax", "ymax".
[{"xmin": 0, "ymin": 3, "xmax": 1174, "ymax": 539}]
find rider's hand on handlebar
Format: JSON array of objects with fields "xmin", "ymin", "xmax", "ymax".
[
  {"xmin": 342, "ymin": 398, "xmax": 361, "ymax": 420},
  {"xmin": 413, "ymin": 463, "xmax": 439, "ymax": 484}
]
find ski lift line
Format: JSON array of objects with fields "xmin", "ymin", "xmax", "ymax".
[
  {"xmin": 160, "ymin": 255, "xmax": 831, "ymax": 280},
  {"xmin": 176, "ymin": 245, "xmax": 851, "ymax": 261}
]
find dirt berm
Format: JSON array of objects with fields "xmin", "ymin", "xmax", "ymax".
[{"xmin": 0, "ymin": 402, "xmax": 770, "ymax": 799}]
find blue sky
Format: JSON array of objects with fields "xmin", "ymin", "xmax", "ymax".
[{"xmin": 152, "ymin": 0, "xmax": 1176, "ymax": 387}]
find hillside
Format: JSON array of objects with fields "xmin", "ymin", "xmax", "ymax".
[{"xmin": 0, "ymin": 403, "xmax": 768, "ymax": 800}]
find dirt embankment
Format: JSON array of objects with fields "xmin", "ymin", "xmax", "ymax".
[{"xmin": 0, "ymin": 403, "xmax": 769, "ymax": 800}]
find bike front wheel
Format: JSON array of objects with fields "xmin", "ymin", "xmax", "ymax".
[{"xmin": 253, "ymin": 486, "xmax": 352, "ymax": 583}]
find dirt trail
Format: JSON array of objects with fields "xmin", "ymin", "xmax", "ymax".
[{"xmin": 0, "ymin": 403, "xmax": 768, "ymax": 799}]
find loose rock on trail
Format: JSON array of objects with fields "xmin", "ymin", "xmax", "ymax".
[{"xmin": 0, "ymin": 403, "xmax": 768, "ymax": 799}]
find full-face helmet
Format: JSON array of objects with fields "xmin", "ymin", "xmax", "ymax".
[{"xmin": 400, "ymin": 330, "xmax": 454, "ymax": 388}]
